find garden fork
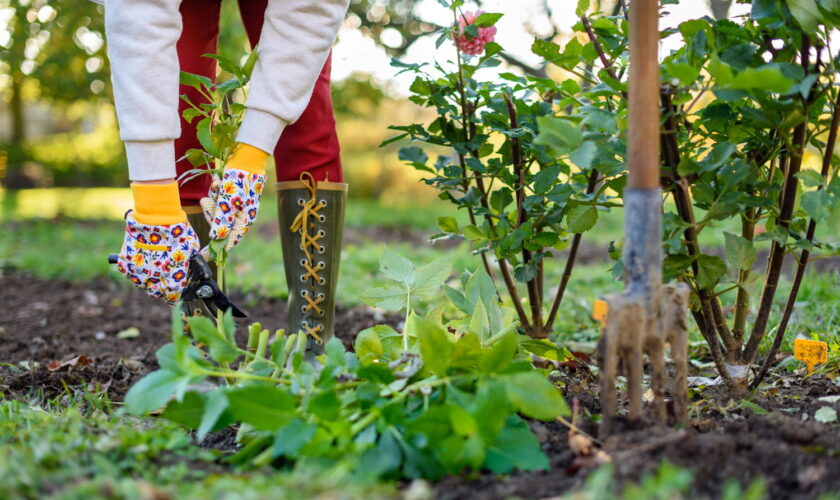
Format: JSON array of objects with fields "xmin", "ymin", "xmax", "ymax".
[{"xmin": 599, "ymin": 283, "xmax": 690, "ymax": 437}]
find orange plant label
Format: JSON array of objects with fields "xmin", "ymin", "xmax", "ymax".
[
  {"xmin": 793, "ymin": 338, "xmax": 828, "ymax": 374},
  {"xmin": 592, "ymin": 299, "xmax": 608, "ymax": 328}
]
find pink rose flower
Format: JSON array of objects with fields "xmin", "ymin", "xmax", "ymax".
[{"xmin": 454, "ymin": 10, "xmax": 497, "ymax": 56}]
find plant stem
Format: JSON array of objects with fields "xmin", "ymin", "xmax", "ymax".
[
  {"xmin": 403, "ymin": 287, "xmax": 411, "ymax": 351},
  {"xmin": 742, "ymin": 34, "xmax": 813, "ymax": 363},
  {"xmin": 545, "ymin": 168, "xmax": 600, "ymax": 332},
  {"xmin": 581, "ymin": 16, "xmax": 621, "ymax": 83},
  {"xmin": 731, "ymin": 209, "xmax": 755, "ymax": 344},
  {"xmin": 504, "ymin": 92, "xmax": 543, "ymax": 338},
  {"xmin": 750, "ymin": 87, "xmax": 840, "ymax": 389}
]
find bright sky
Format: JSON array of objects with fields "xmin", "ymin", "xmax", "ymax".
[{"xmin": 331, "ymin": 0, "xmax": 751, "ymax": 93}]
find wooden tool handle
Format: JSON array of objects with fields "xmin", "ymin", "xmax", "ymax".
[{"xmin": 627, "ymin": 0, "xmax": 660, "ymax": 189}]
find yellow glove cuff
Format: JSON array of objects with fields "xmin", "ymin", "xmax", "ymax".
[
  {"xmin": 226, "ymin": 143, "xmax": 269, "ymax": 175},
  {"xmin": 131, "ymin": 182, "xmax": 187, "ymax": 225}
]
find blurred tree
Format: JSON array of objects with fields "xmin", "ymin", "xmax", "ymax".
[{"xmin": 1, "ymin": 0, "xmax": 109, "ymax": 186}]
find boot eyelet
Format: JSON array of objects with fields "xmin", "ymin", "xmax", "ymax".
[
  {"xmin": 301, "ymin": 306, "xmax": 308, "ymax": 313},
  {"xmin": 301, "ymin": 321, "xmax": 309, "ymax": 328},
  {"xmin": 318, "ymin": 261, "xmax": 325, "ymax": 269},
  {"xmin": 299, "ymin": 275, "xmax": 307, "ymax": 282},
  {"xmin": 297, "ymin": 199, "xmax": 305, "ymax": 206},
  {"xmin": 300, "ymin": 259, "xmax": 307, "ymax": 266},
  {"xmin": 319, "ymin": 277, "xmax": 326, "ymax": 285},
  {"xmin": 299, "ymin": 243, "xmax": 304, "ymax": 250},
  {"xmin": 300, "ymin": 290, "xmax": 308, "ymax": 297},
  {"xmin": 318, "ymin": 215, "xmax": 326, "ymax": 222},
  {"xmin": 320, "ymin": 199, "xmax": 327, "ymax": 207},
  {"xmin": 317, "ymin": 293, "xmax": 325, "ymax": 299},
  {"xmin": 318, "ymin": 246, "xmax": 326, "ymax": 254},
  {"xmin": 318, "ymin": 230, "xmax": 325, "ymax": 237}
]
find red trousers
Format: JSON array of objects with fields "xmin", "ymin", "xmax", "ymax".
[{"xmin": 176, "ymin": 0, "xmax": 342, "ymax": 206}]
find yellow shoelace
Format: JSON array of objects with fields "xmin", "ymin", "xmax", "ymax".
[
  {"xmin": 303, "ymin": 323, "xmax": 324, "ymax": 343},
  {"xmin": 289, "ymin": 172, "xmax": 327, "ymax": 266}
]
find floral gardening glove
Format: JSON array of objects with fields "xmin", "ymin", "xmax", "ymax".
[
  {"xmin": 117, "ymin": 183, "xmax": 200, "ymax": 303},
  {"xmin": 200, "ymin": 144, "xmax": 268, "ymax": 253}
]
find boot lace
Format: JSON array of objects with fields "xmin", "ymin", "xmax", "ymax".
[{"xmin": 289, "ymin": 172, "xmax": 327, "ymax": 342}]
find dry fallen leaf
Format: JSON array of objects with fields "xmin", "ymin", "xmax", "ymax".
[{"xmin": 47, "ymin": 355, "xmax": 92, "ymax": 372}]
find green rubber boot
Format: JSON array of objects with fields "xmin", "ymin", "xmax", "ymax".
[
  {"xmin": 184, "ymin": 209, "xmax": 216, "ymax": 317},
  {"xmin": 277, "ymin": 173, "xmax": 347, "ymax": 356}
]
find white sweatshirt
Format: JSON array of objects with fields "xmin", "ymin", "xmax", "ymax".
[{"xmin": 103, "ymin": 0, "xmax": 349, "ymax": 181}]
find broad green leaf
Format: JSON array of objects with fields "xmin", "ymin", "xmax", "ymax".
[
  {"xmin": 355, "ymin": 327, "xmax": 384, "ymax": 364},
  {"xmin": 450, "ymin": 333, "xmax": 483, "ymax": 368},
  {"xmin": 566, "ymin": 205, "xmax": 599, "ymax": 233},
  {"xmin": 448, "ymin": 404, "xmax": 478, "ymax": 436},
  {"xmin": 273, "ymin": 419, "xmax": 318, "ymax": 457},
  {"xmin": 179, "ymin": 70, "xmax": 213, "ymax": 91},
  {"xmin": 188, "ymin": 316, "xmax": 239, "ymax": 363},
  {"xmin": 462, "ymin": 225, "xmax": 484, "ymax": 240},
  {"xmin": 413, "ymin": 258, "xmax": 452, "ymax": 299},
  {"xmin": 504, "ymin": 372, "xmax": 569, "ymax": 420},
  {"xmin": 724, "ymin": 232, "xmax": 756, "ymax": 271},
  {"xmin": 798, "ymin": 169, "xmax": 825, "ymax": 188},
  {"xmin": 466, "ymin": 267, "xmax": 497, "ymax": 312},
  {"xmin": 182, "ymin": 107, "xmax": 203, "ymax": 124},
  {"xmin": 696, "ymin": 254, "xmax": 727, "ymax": 291},
  {"xmin": 664, "ymin": 60, "xmax": 700, "ymax": 86},
  {"xmin": 413, "ymin": 315, "xmax": 453, "ymax": 377},
  {"xmin": 517, "ymin": 337, "xmax": 573, "ymax": 362},
  {"xmin": 196, "ymin": 117, "xmax": 218, "ymax": 158},
  {"xmin": 474, "ymin": 12, "xmax": 503, "ymax": 27},
  {"xmin": 569, "ymin": 141, "xmax": 597, "ymax": 168},
  {"xmin": 360, "ymin": 284, "xmax": 406, "ymax": 311},
  {"xmin": 469, "ymin": 300, "xmax": 490, "ymax": 341},
  {"xmin": 534, "ymin": 116, "xmax": 583, "ymax": 154},
  {"xmin": 480, "ymin": 331, "xmax": 517, "ymax": 373},
  {"xmin": 399, "ymin": 146, "xmax": 428, "ymax": 167},
  {"xmin": 437, "ymin": 216, "xmax": 459, "ymax": 234},
  {"xmin": 226, "ymin": 385, "xmax": 296, "ymax": 431},
  {"xmin": 802, "ymin": 189, "xmax": 833, "ymax": 221},
  {"xmin": 242, "ymin": 49, "xmax": 258, "ymax": 78},
  {"xmin": 161, "ymin": 390, "xmax": 204, "ymax": 428},
  {"xmin": 124, "ymin": 370, "xmax": 185, "ymax": 415},
  {"xmin": 484, "ymin": 419, "xmax": 549, "ymax": 473},
  {"xmin": 308, "ymin": 390, "xmax": 341, "ymax": 421},
  {"xmin": 380, "ymin": 248, "xmax": 416, "ymax": 285},
  {"xmin": 576, "ymin": 0, "xmax": 590, "ymax": 16},
  {"xmin": 789, "ymin": 0, "xmax": 821, "ymax": 31},
  {"xmin": 197, "ymin": 390, "xmax": 229, "ymax": 440},
  {"xmin": 533, "ymin": 165, "xmax": 561, "ymax": 194},
  {"xmin": 727, "ymin": 66, "xmax": 794, "ymax": 93}
]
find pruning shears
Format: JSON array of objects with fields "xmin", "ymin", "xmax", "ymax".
[{"xmin": 107, "ymin": 253, "xmax": 247, "ymax": 318}]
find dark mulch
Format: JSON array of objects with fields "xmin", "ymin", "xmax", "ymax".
[{"xmin": 2, "ymin": 270, "xmax": 839, "ymax": 499}]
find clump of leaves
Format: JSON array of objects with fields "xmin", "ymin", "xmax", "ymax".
[
  {"xmin": 389, "ymin": 1, "xmax": 625, "ymax": 339},
  {"xmin": 124, "ymin": 251, "xmax": 570, "ymax": 480}
]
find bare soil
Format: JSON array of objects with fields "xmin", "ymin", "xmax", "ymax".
[
  {"xmin": 0, "ymin": 269, "xmax": 399, "ymax": 402},
  {"xmin": 1, "ymin": 270, "xmax": 838, "ymax": 499}
]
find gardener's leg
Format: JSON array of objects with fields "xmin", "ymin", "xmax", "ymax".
[
  {"xmin": 239, "ymin": 0, "xmax": 343, "ymax": 182},
  {"xmin": 175, "ymin": 0, "xmax": 222, "ymax": 214},
  {"xmin": 177, "ymin": 0, "xmax": 222, "ymax": 317},
  {"xmin": 240, "ymin": 0, "xmax": 345, "ymax": 356}
]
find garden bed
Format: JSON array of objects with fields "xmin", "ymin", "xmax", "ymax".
[{"xmin": 1, "ymin": 270, "xmax": 838, "ymax": 499}]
